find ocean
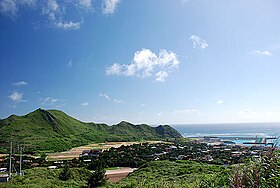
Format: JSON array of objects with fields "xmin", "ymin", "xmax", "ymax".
[{"xmin": 172, "ymin": 122, "xmax": 280, "ymax": 146}]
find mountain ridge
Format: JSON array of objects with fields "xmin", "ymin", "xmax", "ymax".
[{"xmin": 0, "ymin": 108, "xmax": 182, "ymax": 153}]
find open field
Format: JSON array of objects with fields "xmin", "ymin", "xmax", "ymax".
[
  {"xmin": 47, "ymin": 141, "xmax": 165, "ymax": 160},
  {"xmin": 106, "ymin": 167, "xmax": 137, "ymax": 182}
]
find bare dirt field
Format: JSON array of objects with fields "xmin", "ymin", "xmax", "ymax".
[
  {"xmin": 0, "ymin": 154, "xmax": 8, "ymax": 162},
  {"xmin": 47, "ymin": 141, "xmax": 163, "ymax": 160},
  {"xmin": 106, "ymin": 167, "xmax": 137, "ymax": 182}
]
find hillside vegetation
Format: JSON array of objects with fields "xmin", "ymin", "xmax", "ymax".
[
  {"xmin": 0, "ymin": 109, "xmax": 182, "ymax": 153},
  {"xmin": 109, "ymin": 160, "xmax": 232, "ymax": 188}
]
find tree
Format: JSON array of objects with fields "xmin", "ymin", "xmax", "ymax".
[
  {"xmin": 88, "ymin": 167, "xmax": 107, "ymax": 188},
  {"xmin": 59, "ymin": 163, "xmax": 71, "ymax": 181}
]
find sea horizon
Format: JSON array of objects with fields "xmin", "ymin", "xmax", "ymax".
[{"xmin": 172, "ymin": 122, "xmax": 280, "ymax": 138}]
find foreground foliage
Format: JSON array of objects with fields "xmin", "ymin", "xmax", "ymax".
[
  {"xmin": 1, "ymin": 167, "xmax": 91, "ymax": 188},
  {"xmin": 1, "ymin": 148, "xmax": 279, "ymax": 187},
  {"xmin": 108, "ymin": 160, "xmax": 232, "ymax": 188},
  {"xmin": 88, "ymin": 167, "xmax": 107, "ymax": 188},
  {"xmin": 230, "ymin": 149, "xmax": 280, "ymax": 188}
]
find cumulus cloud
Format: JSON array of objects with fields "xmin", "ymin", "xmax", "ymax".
[
  {"xmin": 155, "ymin": 71, "xmax": 168, "ymax": 82},
  {"xmin": 216, "ymin": 99, "xmax": 224, "ymax": 105},
  {"xmin": 247, "ymin": 50, "xmax": 273, "ymax": 56},
  {"xmin": 106, "ymin": 48, "xmax": 179, "ymax": 82},
  {"xmin": 102, "ymin": 0, "xmax": 120, "ymax": 15},
  {"xmin": 81, "ymin": 102, "xmax": 89, "ymax": 106},
  {"xmin": 12, "ymin": 81, "xmax": 28, "ymax": 86},
  {"xmin": 189, "ymin": 35, "xmax": 208, "ymax": 49},
  {"xmin": 9, "ymin": 91, "xmax": 24, "ymax": 102}
]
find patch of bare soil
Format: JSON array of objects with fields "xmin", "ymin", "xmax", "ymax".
[{"xmin": 106, "ymin": 167, "xmax": 137, "ymax": 182}]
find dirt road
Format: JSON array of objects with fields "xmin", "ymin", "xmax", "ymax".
[{"xmin": 106, "ymin": 167, "xmax": 137, "ymax": 182}]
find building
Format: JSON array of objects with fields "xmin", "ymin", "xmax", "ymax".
[{"xmin": 0, "ymin": 174, "xmax": 9, "ymax": 182}]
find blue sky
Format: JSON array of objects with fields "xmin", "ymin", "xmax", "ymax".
[{"xmin": 1, "ymin": 0, "xmax": 280, "ymax": 125}]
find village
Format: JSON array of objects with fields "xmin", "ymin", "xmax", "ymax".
[{"xmin": 0, "ymin": 137, "xmax": 276, "ymax": 183}]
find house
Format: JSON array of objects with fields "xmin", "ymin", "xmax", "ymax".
[
  {"xmin": 169, "ymin": 146, "xmax": 177, "ymax": 150},
  {"xmin": 83, "ymin": 159, "xmax": 91, "ymax": 163},
  {"xmin": 0, "ymin": 174, "xmax": 9, "ymax": 182},
  {"xmin": 80, "ymin": 149, "xmax": 102, "ymax": 157},
  {"xmin": 204, "ymin": 155, "xmax": 213, "ymax": 161},
  {"xmin": 176, "ymin": 155, "xmax": 185, "ymax": 160},
  {"xmin": 0, "ymin": 168, "xmax": 7, "ymax": 172},
  {"xmin": 48, "ymin": 166, "xmax": 57, "ymax": 169}
]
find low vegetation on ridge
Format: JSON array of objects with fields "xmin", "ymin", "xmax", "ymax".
[{"xmin": 0, "ymin": 109, "xmax": 182, "ymax": 153}]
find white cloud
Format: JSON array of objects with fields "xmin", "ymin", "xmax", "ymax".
[
  {"xmin": 238, "ymin": 108, "xmax": 258, "ymax": 117},
  {"xmin": 189, "ymin": 35, "xmax": 208, "ymax": 49},
  {"xmin": 102, "ymin": 0, "xmax": 120, "ymax": 15},
  {"xmin": 12, "ymin": 81, "xmax": 28, "ymax": 86},
  {"xmin": 247, "ymin": 50, "xmax": 273, "ymax": 56},
  {"xmin": 113, "ymin": 99, "xmax": 124, "ymax": 104},
  {"xmin": 42, "ymin": 0, "xmax": 81, "ymax": 30},
  {"xmin": 155, "ymin": 71, "xmax": 168, "ymax": 82},
  {"xmin": 99, "ymin": 93, "xmax": 124, "ymax": 104},
  {"xmin": 181, "ymin": 0, "xmax": 189, "ymax": 4},
  {"xmin": 236, "ymin": 108, "xmax": 279, "ymax": 122},
  {"xmin": 67, "ymin": 59, "xmax": 72, "ymax": 68},
  {"xmin": 81, "ymin": 102, "xmax": 89, "ymax": 106},
  {"xmin": 106, "ymin": 48, "xmax": 179, "ymax": 82},
  {"xmin": 55, "ymin": 21, "xmax": 81, "ymax": 30},
  {"xmin": 157, "ymin": 112, "xmax": 163, "ymax": 116},
  {"xmin": 216, "ymin": 99, "xmax": 224, "ymax": 105},
  {"xmin": 42, "ymin": 0, "xmax": 60, "ymax": 21},
  {"xmin": 1, "ymin": 0, "xmax": 120, "ymax": 30},
  {"xmin": 0, "ymin": 0, "xmax": 83, "ymax": 30},
  {"xmin": 40, "ymin": 97, "xmax": 59, "ymax": 105},
  {"xmin": 0, "ymin": 0, "xmax": 36, "ymax": 19},
  {"xmin": 78, "ymin": 0, "xmax": 92, "ymax": 9},
  {"xmin": 20, "ymin": 0, "xmax": 37, "ymax": 7},
  {"xmin": 0, "ymin": 0, "xmax": 17, "ymax": 18},
  {"xmin": 99, "ymin": 93, "xmax": 111, "ymax": 100},
  {"xmin": 174, "ymin": 109, "xmax": 203, "ymax": 115},
  {"xmin": 105, "ymin": 63, "xmax": 122, "ymax": 75},
  {"xmin": 9, "ymin": 91, "xmax": 24, "ymax": 102}
]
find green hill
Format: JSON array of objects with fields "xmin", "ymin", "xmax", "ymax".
[{"xmin": 0, "ymin": 109, "xmax": 182, "ymax": 153}]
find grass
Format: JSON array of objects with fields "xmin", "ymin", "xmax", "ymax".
[
  {"xmin": 1, "ymin": 167, "xmax": 91, "ymax": 188},
  {"xmin": 0, "ymin": 161, "xmax": 231, "ymax": 188},
  {"xmin": 107, "ymin": 160, "xmax": 232, "ymax": 187},
  {"xmin": 105, "ymin": 167, "xmax": 120, "ymax": 170}
]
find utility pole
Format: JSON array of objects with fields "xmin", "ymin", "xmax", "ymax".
[
  {"xmin": 19, "ymin": 145, "xmax": 23, "ymax": 176},
  {"xmin": 9, "ymin": 141, "xmax": 12, "ymax": 179}
]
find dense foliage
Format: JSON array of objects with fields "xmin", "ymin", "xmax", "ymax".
[
  {"xmin": 59, "ymin": 163, "xmax": 71, "ymax": 181},
  {"xmin": 0, "ymin": 109, "xmax": 181, "ymax": 153},
  {"xmin": 230, "ymin": 149, "xmax": 280, "ymax": 188},
  {"xmin": 107, "ymin": 160, "xmax": 232, "ymax": 188},
  {"xmin": 88, "ymin": 167, "xmax": 107, "ymax": 188},
  {"xmin": 2, "ymin": 167, "xmax": 91, "ymax": 188}
]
